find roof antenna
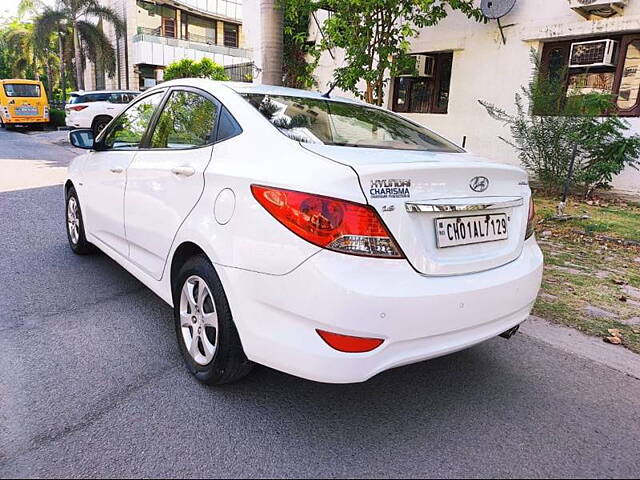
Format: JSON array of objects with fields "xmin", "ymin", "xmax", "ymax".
[{"xmin": 322, "ymin": 81, "xmax": 338, "ymax": 98}]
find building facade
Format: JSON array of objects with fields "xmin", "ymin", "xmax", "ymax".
[
  {"xmin": 85, "ymin": 0, "xmax": 251, "ymax": 91},
  {"xmin": 311, "ymin": 0, "xmax": 640, "ymax": 195}
]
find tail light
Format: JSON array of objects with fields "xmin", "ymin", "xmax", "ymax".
[
  {"xmin": 69, "ymin": 105, "xmax": 88, "ymax": 112},
  {"xmin": 44, "ymin": 106, "xmax": 50, "ymax": 120},
  {"xmin": 316, "ymin": 329, "xmax": 384, "ymax": 353},
  {"xmin": 525, "ymin": 197, "xmax": 535, "ymax": 239},
  {"xmin": 251, "ymin": 185, "xmax": 404, "ymax": 258}
]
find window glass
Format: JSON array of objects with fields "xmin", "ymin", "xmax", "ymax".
[
  {"xmin": 617, "ymin": 40, "xmax": 640, "ymax": 110},
  {"xmin": 391, "ymin": 52, "xmax": 453, "ymax": 114},
  {"xmin": 223, "ymin": 23, "xmax": 238, "ymax": 47},
  {"xmin": 74, "ymin": 92, "xmax": 110, "ymax": 103},
  {"xmin": 103, "ymin": 92, "xmax": 164, "ymax": 149},
  {"xmin": 548, "ymin": 47, "xmax": 566, "ymax": 82},
  {"xmin": 150, "ymin": 91, "xmax": 217, "ymax": 149},
  {"xmin": 136, "ymin": 0, "xmax": 175, "ymax": 37},
  {"xmin": 3, "ymin": 84, "xmax": 40, "ymax": 97},
  {"xmin": 409, "ymin": 80, "xmax": 432, "ymax": 113},
  {"xmin": 243, "ymin": 94, "xmax": 462, "ymax": 153},
  {"xmin": 435, "ymin": 54, "xmax": 453, "ymax": 112},
  {"xmin": 185, "ymin": 14, "xmax": 216, "ymax": 44},
  {"xmin": 216, "ymin": 107, "xmax": 242, "ymax": 142},
  {"xmin": 394, "ymin": 77, "xmax": 409, "ymax": 112}
]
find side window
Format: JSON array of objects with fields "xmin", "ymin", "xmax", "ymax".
[
  {"xmin": 216, "ymin": 107, "xmax": 242, "ymax": 142},
  {"xmin": 149, "ymin": 90, "xmax": 218, "ymax": 149},
  {"xmin": 102, "ymin": 91, "xmax": 164, "ymax": 149},
  {"xmin": 108, "ymin": 93, "xmax": 121, "ymax": 104}
]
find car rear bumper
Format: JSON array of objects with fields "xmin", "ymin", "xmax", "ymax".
[{"xmin": 223, "ymin": 237, "xmax": 544, "ymax": 384}]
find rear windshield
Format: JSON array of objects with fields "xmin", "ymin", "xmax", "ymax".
[
  {"xmin": 4, "ymin": 84, "xmax": 41, "ymax": 98},
  {"xmin": 70, "ymin": 92, "xmax": 111, "ymax": 104},
  {"xmin": 241, "ymin": 94, "xmax": 463, "ymax": 153}
]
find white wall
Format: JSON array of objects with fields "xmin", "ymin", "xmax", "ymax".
[
  {"xmin": 311, "ymin": 0, "xmax": 640, "ymax": 195},
  {"xmin": 242, "ymin": 0, "xmax": 262, "ymax": 82}
]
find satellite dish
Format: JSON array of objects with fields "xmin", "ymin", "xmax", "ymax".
[
  {"xmin": 481, "ymin": 0, "xmax": 517, "ymax": 44},
  {"xmin": 481, "ymin": 0, "xmax": 517, "ymax": 19}
]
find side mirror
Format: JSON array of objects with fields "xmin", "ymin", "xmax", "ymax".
[{"xmin": 69, "ymin": 129, "xmax": 95, "ymax": 149}]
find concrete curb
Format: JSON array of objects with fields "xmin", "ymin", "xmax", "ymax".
[{"xmin": 520, "ymin": 315, "xmax": 640, "ymax": 380}]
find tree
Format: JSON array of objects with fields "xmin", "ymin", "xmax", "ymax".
[
  {"xmin": 33, "ymin": 0, "xmax": 124, "ymax": 91},
  {"xmin": 163, "ymin": 58, "xmax": 229, "ymax": 81},
  {"xmin": 281, "ymin": 0, "xmax": 318, "ymax": 89},
  {"xmin": 311, "ymin": 0, "xmax": 485, "ymax": 105},
  {"xmin": 260, "ymin": 0, "xmax": 284, "ymax": 86},
  {"xmin": 480, "ymin": 52, "xmax": 640, "ymax": 197}
]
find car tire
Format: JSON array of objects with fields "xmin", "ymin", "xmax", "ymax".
[
  {"xmin": 92, "ymin": 116, "xmax": 112, "ymax": 137},
  {"xmin": 173, "ymin": 254, "xmax": 253, "ymax": 385},
  {"xmin": 65, "ymin": 186, "xmax": 97, "ymax": 255}
]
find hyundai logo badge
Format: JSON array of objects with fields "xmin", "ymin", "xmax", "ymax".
[{"xmin": 469, "ymin": 176, "xmax": 489, "ymax": 193}]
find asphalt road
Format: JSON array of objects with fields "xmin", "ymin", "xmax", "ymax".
[{"xmin": 1, "ymin": 127, "xmax": 640, "ymax": 478}]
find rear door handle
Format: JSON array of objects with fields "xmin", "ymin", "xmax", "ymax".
[
  {"xmin": 171, "ymin": 166, "xmax": 195, "ymax": 177},
  {"xmin": 109, "ymin": 167, "xmax": 124, "ymax": 174}
]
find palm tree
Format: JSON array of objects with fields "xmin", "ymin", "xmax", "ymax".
[
  {"xmin": 5, "ymin": 20, "xmax": 62, "ymax": 101},
  {"xmin": 5, "ymin": 22, "xmax": 38, "ymax": 78},
  {"xmin": 260, "ymin": 0, "xmax": 283, "ymax": 86},
  {"xmin": 33, "ymin": 0, "xmax": 124, "ymax": 91}
]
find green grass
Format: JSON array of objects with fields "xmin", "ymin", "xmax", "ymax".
[
  {"xmin": 535, "ymin": 196, "xmax": 640, "ymax": 242},
  {"xmin": 532, "ymin": 195, "xmax": 640, "ymax": 353}
]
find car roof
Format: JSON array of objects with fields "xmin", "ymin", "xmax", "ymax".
[
  {"xmin": 221, "ymin": 82, "xmax": 365, "ymax": 105},
  {"xmin": 148, "ymin": 79, "xmax": 366, "ymax": 106},
  {"xmin": 71, "ymin": 90, "xmax": 139, "ymax": 95}
]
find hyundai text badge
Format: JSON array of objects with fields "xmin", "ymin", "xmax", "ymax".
[{"xmin": 469, "ymin": 176, "xmax": 489, "ymax": 193}]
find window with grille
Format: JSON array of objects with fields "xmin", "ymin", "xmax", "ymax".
[
  {"xmin": 391, "ymin": 52, "xmax": 453, "ymax": 114},
  {"xmin": 223, "ymin": 23, "xmax": 239, "ymax": 48}
]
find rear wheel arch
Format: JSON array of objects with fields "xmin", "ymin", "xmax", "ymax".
[
  {"xmin": 64, "ymin": 179, "xmax": 75, "ymax": 196},
  {"xmin": 170, "ymin": 242, "xmax": 209, "ymax": 297}
]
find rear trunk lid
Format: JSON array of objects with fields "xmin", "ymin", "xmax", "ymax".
[{"xmin": 301, "ymin": 144, "xmax": 532, "ymax": 276}]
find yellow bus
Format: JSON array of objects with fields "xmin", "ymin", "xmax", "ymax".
[{"xmin": 0, "ymin": 79, "xmax": 49, "ymax": 129}]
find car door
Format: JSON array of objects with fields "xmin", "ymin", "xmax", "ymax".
[
  {"xmin": 124, "ymin": 87, "xmax": 219, "ymax": 280},
  {"xmin": 81, "ymin": 90, "xmax": 166, "ymax": 257}
]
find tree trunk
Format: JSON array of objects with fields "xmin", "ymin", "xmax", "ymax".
[
  {"xmin": 45, "ymin": 60, "xmax": 53, "ymax": 101},
  {"xmin": 73, "ymin": 24, "xmax": 84, "ymax": 90},
  {"xmin": 59, "ymin": 30, "xmax": 66, "ymax": 104},
  {"xmin": 260, "ymin": 0, "xmax": 283, "ymax": 86}
]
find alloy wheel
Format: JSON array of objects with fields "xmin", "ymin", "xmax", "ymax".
[
  {"xmin": 67, "ymin": 196, "xmax": 80, "ymax": 245},
  {"xmin": 179, "ymin": 275, "xmax": 219, "ymax": 365}
]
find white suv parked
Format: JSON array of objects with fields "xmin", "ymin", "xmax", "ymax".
[{"xmin": 65, "ymin": 90, "xmax": 139, "ymax": 135}]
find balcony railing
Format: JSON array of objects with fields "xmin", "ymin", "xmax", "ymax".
[
  {"xmin": 133, "ymin": 28, "xmax": 250, "ymax": 59},
  {"xmin": 137, "ymin": 27, "xmax": 217, "ymax": 46}
]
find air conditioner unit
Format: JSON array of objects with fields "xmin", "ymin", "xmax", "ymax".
[
  {"xmin": 568, "ymin": 0, "xmax": 627, "ymax": 18},
  {"xmin": 415, "ymin": 55, "xmax": 436, "ymax": 77},
  {"xmin": 569, "ymin": 39, "xmax": 619, "ymax": 68}
]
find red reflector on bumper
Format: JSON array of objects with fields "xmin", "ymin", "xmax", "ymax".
[{"xmin": 316, "ymin": 330, "xmax": 384, "ymax": 353}]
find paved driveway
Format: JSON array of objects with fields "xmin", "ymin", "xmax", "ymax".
[{"xmin": 1, "ymin": 127, "xmax": 639, "ymax": 478}]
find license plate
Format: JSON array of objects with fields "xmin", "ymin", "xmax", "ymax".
[
  {"xmin": 435, "ymin": 214, "xmax": 508, "ymax": 248},
  {"xmin": 16, "ymin": 106, "xmax": 38, "ymax": 116}
]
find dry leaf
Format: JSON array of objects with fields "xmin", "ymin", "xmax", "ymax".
[
  {"xmin": 604, "ymin": 336, "xmax": 622, "ymax": 345},
  {"xmin": 608, "ymin": 328, "xmax": 622, "ymax": 337}
]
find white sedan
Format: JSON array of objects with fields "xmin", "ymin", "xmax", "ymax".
[{"xmin": 65, "ymin": 79, "xmax": 543, "ymax": 385}]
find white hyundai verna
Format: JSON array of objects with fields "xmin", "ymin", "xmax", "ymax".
[{"xmin": 65, "ymin": 79, "xmax": 543, "ymax": 385}]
